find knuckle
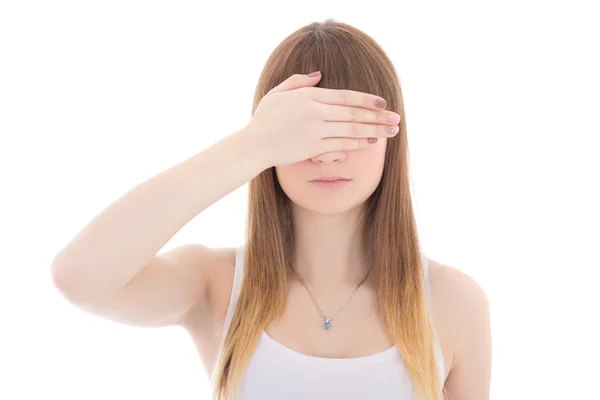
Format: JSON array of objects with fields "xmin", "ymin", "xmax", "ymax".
[
  {"xmin": 338, "ymin": 90, "xmax": 350, "ymax": 105},
  {"xmin": 350, "ymin": 122, "xmax": 360, "ymax": 137},
  {"xmin": 300, "ymin": 87, "xmax": 314, "ymax": 100},
  {"xmin": 362, "ymin": 94, "xmax": 371, "ymax": 108},
  {"xmin": 374, "ymin": 109, "xmax": 383, "ymax": 123},
  {"xmin": 348, "ymin": 106, "xmax": 359, "ymax": 122}
]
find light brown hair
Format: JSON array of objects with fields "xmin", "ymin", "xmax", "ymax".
[{"xmin": 212, "ymin": 19, "xmax": 443, "ymax": 400}]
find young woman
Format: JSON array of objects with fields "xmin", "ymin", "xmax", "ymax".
[{"xmin": 51, "ymin": 20, "xmax": 491, "ymax": 400}]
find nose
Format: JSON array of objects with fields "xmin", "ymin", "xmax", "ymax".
[{"xmin": 310, "ymin": 151, "xmax": 346, "ymax": 164}]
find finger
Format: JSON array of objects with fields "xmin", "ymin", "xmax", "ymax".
[
  {"xmin": 320, "ymin": 103, "xmax": 401, "ymax": 126},
  {"xmin": 320, "ymin": 121, "xmax": 399, "ymax": 139},
  {"xmin": 307, "ymin": 87, "xmax": 388, "ymax": 111},
  {"xmin": 320, "ymin": 137, "xmax": 380, "ymax": 153},
  {"xmin": 267, "ymin": 72, "xmax": 322, "ymax": 95}
]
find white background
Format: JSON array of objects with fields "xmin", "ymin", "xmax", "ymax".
[{"xmin": 1, "ymin": 1, "xmax": 598, "ymax": 399}]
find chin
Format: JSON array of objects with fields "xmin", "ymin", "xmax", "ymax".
[
  {"xmin": 293, "ymin": 198, "xmax": 360, "ymax": 216},
  {"xmin": 286, "ymin": 188, "xmax": 373, "ymax": 217},
  {"xmin": 276, "ymin": 169, "xmax": 383, "ymax": 217}
]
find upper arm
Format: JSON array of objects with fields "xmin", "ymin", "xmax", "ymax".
[
  {"xmin": 62, "ymin": 244, "xmax": 229, "ymax": 328},
  {"xmin": 431, "ymin": 262, "xmax": 492, "ymax": 400}
]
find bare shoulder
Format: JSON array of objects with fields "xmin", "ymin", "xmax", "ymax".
[
  {"xmin": 427, "ymin": 258, "xmax": 492, "ymax": 399},
  {"xmin": 427, "ymin": 259, "xmax": 490, "ymax": 343},
  {"xmin": 428, "ymin": 259, "xmax": 489, "ymax": 305}
]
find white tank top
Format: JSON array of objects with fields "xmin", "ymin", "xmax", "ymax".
[{"xmin": 209, "ymin": 246, "xmax": 445, "ymax": 399}]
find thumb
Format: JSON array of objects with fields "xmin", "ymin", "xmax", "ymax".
[{"xmin": 268, "ymin": 71, "xmax": 322, "ymax": 95}]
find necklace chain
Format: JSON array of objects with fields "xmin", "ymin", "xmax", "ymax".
[{"xmin": 290, "ymin": 263, "xmax": 372, "ymax": 330}]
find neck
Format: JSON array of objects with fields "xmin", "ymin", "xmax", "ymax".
[{"xmin": 290, "ymin": 204, "xmax": 372, "ymax": 291}]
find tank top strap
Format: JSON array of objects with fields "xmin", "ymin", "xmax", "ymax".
[{"xmin": 211, "ymin": 247, "xmax": 444, "ymax": 384}]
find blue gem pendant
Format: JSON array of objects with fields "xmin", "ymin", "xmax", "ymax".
[{"xmin": 324, "ymin": 317, "xmax": 331, "ymax": 330}]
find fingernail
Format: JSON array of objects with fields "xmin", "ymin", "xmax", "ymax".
[
  {"xmin": 388, "ymin": 113, "xmax": 401, "ymax": 123},
  {"xmin": 368, "ymin": 138, "xmax": 378, "ymax": 144},
  {"xmin": 375, "ymin": 98, "xmax": 387, "ymax": 109},
  {"xmin": 308, "ymin": 71, "xmax": 321, "ymax": 77}
]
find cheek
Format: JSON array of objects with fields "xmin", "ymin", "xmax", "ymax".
[
  {"xmin": 351, "ymin": 140, "xmax": 387, "ymax": 172},
  {"xmin": 350, "ymin": 145, "xmax": 387, "ymax": 197},
  {"xmin": 275, "ymin": 163, "xmax": 306, "ymax": 191}
]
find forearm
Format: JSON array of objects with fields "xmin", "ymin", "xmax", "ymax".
[{"xmin": 51, "ymin": 129, "xmax": 268, "ymax": 299}]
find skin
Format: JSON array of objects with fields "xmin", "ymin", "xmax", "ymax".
[
  {"xmin": 191, "ymin": 142, "xmax": 493, "ymax": 399},
  {"xmin": 274, "ymin": 137, "xmax": 388, "ymax": 288},
  {"xmin": 53, "ymin": 126, "xmax": 491, "ymax": 398}
]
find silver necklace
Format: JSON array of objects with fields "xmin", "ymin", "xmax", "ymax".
[{"xmin": 290, "ymin": 263, "xmax": 372, "ymax": 331}]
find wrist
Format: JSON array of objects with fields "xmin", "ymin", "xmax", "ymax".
[{"xmin": 232, "ymin": 127, "xmax": 273, "ymax": 171}]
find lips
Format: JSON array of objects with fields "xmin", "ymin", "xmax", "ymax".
[
  {"xmin": 310, "ymin": 176, "xmax": 350, "ymax": 182},
  {"xmin": 310, "ymin": 177, "xmax": 351, "ymax": 189}
]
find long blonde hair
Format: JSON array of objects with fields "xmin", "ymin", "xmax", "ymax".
[{"xmin": 212, "ymin": 19, "xmax": 443, "ymax": 400}]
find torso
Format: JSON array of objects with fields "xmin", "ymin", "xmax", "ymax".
[{"xmin": 182, "ymin": 247, "xmax": 454, "ymax": 386}]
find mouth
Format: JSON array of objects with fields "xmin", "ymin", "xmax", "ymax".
[
  {"xmin": 310, "ymin": 176, "xmax": 351, "ymax": 182},
  {"xmin": 309, "ymin": 177, "xmax": 351, "ymax": 188}
]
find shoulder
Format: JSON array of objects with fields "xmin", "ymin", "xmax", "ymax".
[
  {"xmin": 428, "ymin": 258, "xmax": 489, "ymax": 309},
  {"xmin": 427, "ymin": 258, "xmax": 492, "ymax": 399}
]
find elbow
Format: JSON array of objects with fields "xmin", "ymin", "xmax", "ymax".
[
  {"xmin": 50, "ymin": 254, "xmax": 92, "ymax": 304},
  {"xmin": 50, "ymin": 253, "xmax": 72, "ymax": 292}
]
